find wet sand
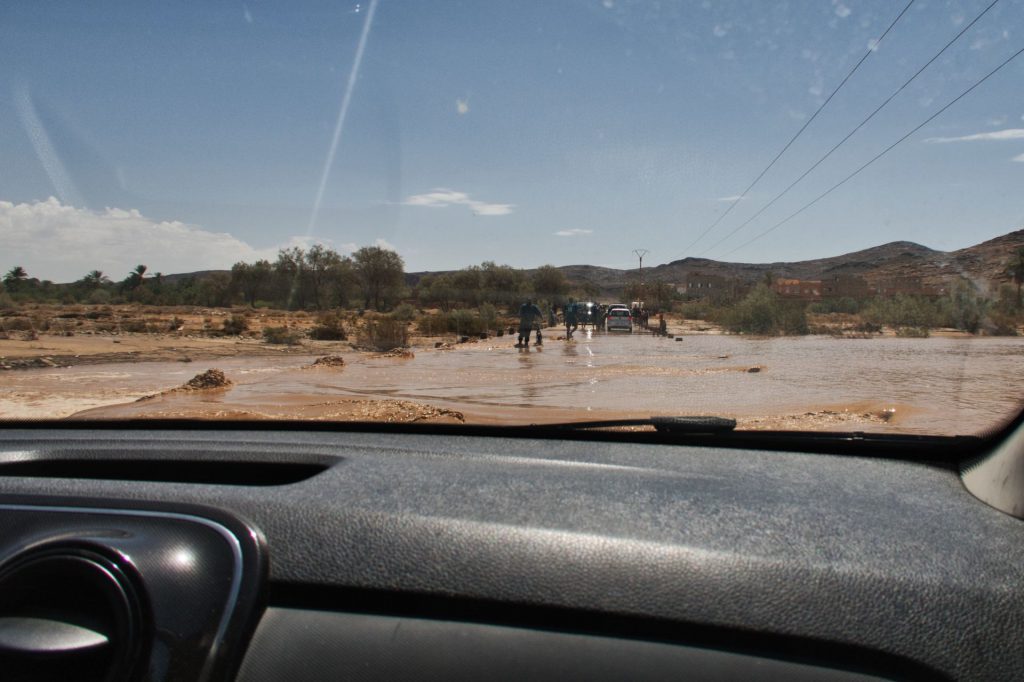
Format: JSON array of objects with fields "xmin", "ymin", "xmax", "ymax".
[{"xmin": 4, "ymin": 327, "xmax": 1023, "ymax": 434}]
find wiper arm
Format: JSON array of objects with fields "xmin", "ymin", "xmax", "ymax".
[{"xmin": 538, "ymin": 416, "xmax": 737, "ymax": 434}]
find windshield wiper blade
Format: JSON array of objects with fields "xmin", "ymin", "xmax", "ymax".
[{"xmin": 539, "ymin": 416, "xmax": 737, "ymax": 434}]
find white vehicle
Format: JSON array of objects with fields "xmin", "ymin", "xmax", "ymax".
[{"xmin": 606, "ymin": 307, "xmax": 633, "ymax": 332}]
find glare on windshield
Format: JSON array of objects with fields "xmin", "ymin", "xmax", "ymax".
[{"xmin": 1, "ymin": 1, "xmax": 1023, "ymax": 434}]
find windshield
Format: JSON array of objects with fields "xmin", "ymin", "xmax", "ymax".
[{"xmin": 2, "ymin": 1, "xmax": 1023, "ymax": 435}]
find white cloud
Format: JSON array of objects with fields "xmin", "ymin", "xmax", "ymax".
[
  {"xmin": 713, "ymin": 25, "xmax": 727, "ymax": 38},
  {"xmin": 373, "ymin": 237, "xmax": 397, "ymax": 251},
  {"xmin": 553, "ymin": 229, "xmax": 593, "ymax": 237},
  {"xmin": 402, "ymin": 188, "xmax": 514, "ymax": 216},
  {"xmin": 456, "ymin": 97, "xmax": 469, "ymax": 115},
  {"xmin": 716, "ymin": 195, "xmax": 744, "ymax": 202},
  {"xmin": 1012, "ymin": 153, "xmax": 1024, "ymax": 163},
  {"xmin": 924, "ymin": 128, "xmax": 1024, "ymax": 143},
  {"xmin": 834, "ymin": 3, "xmax": 851, "ymax": 19},
  {"xmin": 0, "ymin": 197, "xmax": 327, "ymax": 282}
]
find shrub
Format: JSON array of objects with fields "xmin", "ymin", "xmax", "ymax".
[
  {"xmin": 478, "ymin": 303, "xmax": 498, "ymax": 331},
  {"xmin": 263, "ymin": 326, "xmax": 302, "ymax": 345},
  {"xmin": 122, "ymin": 319, "xmax": 150, "ymax": 333},
  {"xmin": 715, "ymin": 285, "xmax": 807, "ymax": 335},
  {"xmin": 391, "ymin": 303, "xmax": 416, "ymax": 322},
  {"xmin": 808, "ymin": 297, "xmax": 860, "ymax": 314},
  {"xmin": 862, "ymin": 295, "xmax": 943, "ymax": 329},
  {"xmin": 222, "ymin": 315, "xmax": 249, "ymax": 335},
  {"xmin": 359, "ymin": 317, "xmax": 409, "ymax": 350},
  {"xmin": 168, "ymin": 316, "xmax": 186, "ymax": 332},
  {"xmin": 677, "ymin": 301, "xmax": 712, "ymax": 320},
  {"xmin": 309, "ymin": 313, "xmax": 347, "ymax": 340},
  {"xmin": 417, "ymin": 312, "xmax": 449, "ymax": 336},
  {"xmin": 87, "ymin": 289, "xmax": 111, "ymax": 304}
]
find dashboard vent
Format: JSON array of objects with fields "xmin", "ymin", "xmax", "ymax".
[
  {"xmin": 0, "ymin": 458, "xmax": 327, "ymax": 486},
  {"xmin": 0, "ymin": 547, "xmax": 147, "ymax": 682}
]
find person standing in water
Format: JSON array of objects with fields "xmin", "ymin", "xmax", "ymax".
[
  {"xmin": 517, "ymin": 299, "xmax": 544, "ymax": 347},
  {"xmin": 564, "ymin": 298, "xmax": 578, "ymax": 339}
]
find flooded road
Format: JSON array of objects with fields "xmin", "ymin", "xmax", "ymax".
[{"xmin": 3, "ymin": 331, "xmax": 1023, "ymax": 434}]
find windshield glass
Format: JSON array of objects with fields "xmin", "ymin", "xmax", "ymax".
[{"xmin": 2, "ymin": 1, "xmax": 1023, "ymax": 435}]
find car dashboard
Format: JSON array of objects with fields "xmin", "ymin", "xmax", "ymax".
[{"xmin": 0, "ymin": 425, "xmax": 1022, "ymax": 681}]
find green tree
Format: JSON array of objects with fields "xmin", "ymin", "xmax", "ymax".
[
  {"xmin": 305, "ymin": 244, "xmax": 346, "ymax": 310},
  {"xmin": 3, "ymin": 266, "xmax": 29, "ymax": 292},
  {"xmin": 353, "ymin": 246, "xmax": 405, "ymax": 310},
  {"xmin": 531, "ymin": 265, "xmax": 568, "ymax": 302},
  {"xmin": 646, "ymin": 278, "xmax": 676, "ymax": 312},
  {"xmin": 417, "ymin": 274, "xmax": 457, "ymax": 311},
  {"xmin": 81, "ymin": 270, "xmax": 110, "ymax": 289},
  {"xmin": 480, "ymin": 261, "xmax": 525, "ymax": 308},
  {"xmin": 718, "ymin": 284, "xmax": 807, "ymax": 335},
  {"xmin": 944, "ymin": 278, "xmax": 987, "ymax": 333},
  {"xmin": 451, "ymin": 266, "xmax": 483, "ymax": 306},
  {"xmin": 273, "ymin": 247, "xmax": 307, "ymax": 309}
]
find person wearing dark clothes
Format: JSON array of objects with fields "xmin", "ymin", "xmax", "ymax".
[
  {"xmin": 564, "ymin": 299, "xmax": 578, "ymax": 339},
  {"xmin": 517, "ymin": 300, "xmax": 544, "ymax": 346}
]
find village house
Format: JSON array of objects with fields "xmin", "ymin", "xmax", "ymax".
[
  {"xmin": 680, "ymin": 273, "xmax": 749, "ymax": 301},
  {"xmin": 773, "ymin": 278, "xmax": 822, "ymax": 300}
]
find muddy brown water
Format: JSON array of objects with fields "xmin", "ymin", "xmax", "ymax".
[{"xmin": 3, "ymin": 330, "xmax": 1023, "ymax": 434}]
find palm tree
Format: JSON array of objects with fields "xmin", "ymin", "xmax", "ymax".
[
  {"xmin": 82, "ymin": 270, "xmax": 109, "ymax": 289},
  {"xmin": 127, "ymin": 264, "xmax": 148, "ymax": 289},
  {"xmin": 3, "ymin": 266, "xmax": 28, "ymax": 292}
]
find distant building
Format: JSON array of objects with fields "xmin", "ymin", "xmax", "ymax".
[
  {"xmin": 681, "ymin": 273, "xmax": 749, "ymax": 301},
  {"xmin": 774, "ymin": 278, "xmax": 821, "ymax": 300}
]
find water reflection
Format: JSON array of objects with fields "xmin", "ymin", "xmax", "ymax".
[{"xmin": 6, "ymin": 334, "xmax": 1024, "ymax": 434}]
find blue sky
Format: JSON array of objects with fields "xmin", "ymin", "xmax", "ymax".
[{"xmin": 2, "ymin": 0, "xmax": 1023, "ymax": 281}]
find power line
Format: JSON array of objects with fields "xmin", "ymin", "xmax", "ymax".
[
  {"xmin": 719, "ymin": 42, "xmax": 1024, "ymax": 260},
  {"xmin": 679, "ymin": 0, "xmax": 915, "ymax": 256},
  {"xmin": 701, "ymin": 0, "xmax": 1000, "ymax": 258}
]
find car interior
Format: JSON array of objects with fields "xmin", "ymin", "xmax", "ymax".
[{"xmin": 0, "ymin": 413, "xmax": 1022, "ymax": 681}]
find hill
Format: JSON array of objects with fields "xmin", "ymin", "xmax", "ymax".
[
  {"xmin": 129, "ymin": 228, "xmax": 1024, "ymax": 297},
  {"xmin": 564, "ymin": 229, "xmax": 1024, "ymax": 295}
]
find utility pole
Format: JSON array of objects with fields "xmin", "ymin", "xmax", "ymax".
[{"xmin": 632, "ymin": 249, "xmax": 649, "ymax": 303}]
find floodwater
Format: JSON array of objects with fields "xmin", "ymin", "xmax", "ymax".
[{"xmin": 3, "ymin": 330, "xmax": 1024, "ymax": 434}]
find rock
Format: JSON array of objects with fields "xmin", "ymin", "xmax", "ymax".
[
  {"xmin": 39, "ymin": 357, "xmax": 58, "ymax": 368},
  {"xmin": 675, "ymin": 337, "xmax": 683, "ymax": 342},
  {"xmin": 375, "ymin": 348, "xmax": 414, "ymax": 359},
  {"xmin": 459, "ymin": 336, "xmax": 470, "ymax": 344},
  {"xmin": 310, "ymin": 355, "xmax": 346, "ymax": 368},
  {"xmin": 180, "ymin": 369, "xmax": 232, "ymax": 390},
  {"xmin": 479, "ymin": 332, "xmax": 488, "ymax": 340},
  {"xmin": 747, "ymin": 367, "xmax": 761, "ymax": 373}
]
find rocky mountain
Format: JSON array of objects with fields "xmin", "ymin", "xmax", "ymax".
[
  {"xmin": 146, "ymin": 228, "xmax": 1024, "ymax": 298},
  {"xmin": 557, "ymin": 228, "xmax": 1024, "ymax": 296}
]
